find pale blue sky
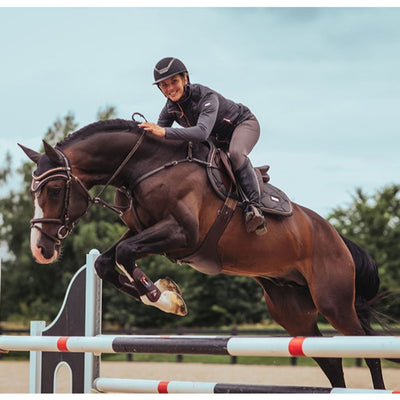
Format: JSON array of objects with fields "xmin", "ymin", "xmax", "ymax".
[{"xmin": 1, "ymin": 7, "xmax": 399, "ymax": 216}]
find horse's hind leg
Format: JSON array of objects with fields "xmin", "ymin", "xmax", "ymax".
[
  {"xmin": 310, "ymin": 269, "xmax": 385, "ymax": 389},
  {"xmin": 255, "ymin": 277, "xmax": 346, "ymax": 388}
]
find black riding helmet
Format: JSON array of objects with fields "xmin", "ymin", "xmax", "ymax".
[{"xmin": 153, "ymin": 57, "xmax": 189, "ymax": 85}]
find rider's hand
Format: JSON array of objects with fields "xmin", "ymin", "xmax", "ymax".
[{"xmin": 139, "ymin": 122, "xmax": 166, "ymax": 138}]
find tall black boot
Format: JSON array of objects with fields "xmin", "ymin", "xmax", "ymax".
[{"xmin": 235, "ymin": 158, "xmax": 267, "ymax": 235}]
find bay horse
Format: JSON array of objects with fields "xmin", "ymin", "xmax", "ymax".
[{"xmin": 20, "ymin": 118, "xmax": 387, "ymax": 389}]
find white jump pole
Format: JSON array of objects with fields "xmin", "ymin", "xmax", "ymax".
[
  {"xmin": 2, "ymin": 335, "xmax": 400, "ymax": 358},
  {"xmin": 92, "ymin": 377, "xmax": 399, "ymax": 394}
]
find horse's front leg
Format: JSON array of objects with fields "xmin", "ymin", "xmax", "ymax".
[
  {"xmin": 95, "ymin": 229, "xmax": 184, "ymax": 309},
  {"xmin": 115, "ymin": 215, "xmax": 191, "ymax": 316}
]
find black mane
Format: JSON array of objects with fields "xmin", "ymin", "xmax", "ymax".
[{"xmin": 56, "ymin": 119, "xmax": 141, "ymax": 148}]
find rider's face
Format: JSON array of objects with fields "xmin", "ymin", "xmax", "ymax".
[{"xmin": 158, "ymin": 74, "xmax": 188, "ymax": 102}]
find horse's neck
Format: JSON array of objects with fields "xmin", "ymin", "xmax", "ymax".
[{"xmin": 62, "ymin": 131, "xmax": 189, "ymax": 189}]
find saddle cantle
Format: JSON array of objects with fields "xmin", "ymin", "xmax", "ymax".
[{"xmin": 206, "ymin": 143, "xmax": 293, "ymax": 217}]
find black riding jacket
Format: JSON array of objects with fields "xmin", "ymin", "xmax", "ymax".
[{"xmin": 157, "ymin": 83, "xmax": 252, "ymax": 143}]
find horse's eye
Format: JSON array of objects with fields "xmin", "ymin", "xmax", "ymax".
[{"xmin": 47, "ymin": 186, "xmax": 62, "ymax": 198}]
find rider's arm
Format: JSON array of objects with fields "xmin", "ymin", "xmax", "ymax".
[
  {"xmin": 164, "ymin": 93, "xmax": 219, "ymax": 142},
  {"xmin": 157, "ymin": 105, "xmax": 174, "ymax": 127}
]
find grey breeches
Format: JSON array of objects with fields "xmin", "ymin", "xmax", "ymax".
[{"xmin": 228, "ymin": 115, "xmax": 260, "ymax": 171}]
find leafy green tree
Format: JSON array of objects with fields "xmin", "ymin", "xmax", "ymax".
[
  {"xmin": 328, "ymin": 185, "xmax": 400, "ymax": 320},
  {"xmin": 0, "ymin": 152, "xmax": 11, "ymax": 183}
]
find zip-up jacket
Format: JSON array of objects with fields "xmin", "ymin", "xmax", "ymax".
[{"xmin": 157, "ymin": 83, "xmax": 253, "ymax": 143}]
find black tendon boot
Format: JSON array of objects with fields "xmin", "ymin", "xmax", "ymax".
[{"xmin": 235, "ymin": 158, "xmax": 267, "ymax": 236}]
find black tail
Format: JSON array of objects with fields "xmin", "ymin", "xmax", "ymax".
[
  {"xmin": 340, "ymin": 235, "xmax": 381, "ymax": 334},
  {"xmin": 340, "ymin": 235, "xmax": 380, "ymax": 301}
]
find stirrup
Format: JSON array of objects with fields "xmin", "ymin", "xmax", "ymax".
[
  {"xmin": 255, "ymin": 221, "xmax": 268, "ymax": 236},
  {"xmin": 245, "ymin": 204, "xmax": 266, "ymax": 234}
]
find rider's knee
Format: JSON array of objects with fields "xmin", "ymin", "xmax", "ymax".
[{"xmin": 229, "ymin": 150, "xmax": 246, "ymax": 171}]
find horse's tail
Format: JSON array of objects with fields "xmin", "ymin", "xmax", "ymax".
[
  {"xmin": 340, "ymin": 235, "xmax": 383, "ymax": 333},
  {"xmin": 340, "ymin": 235, "xmax": 380, "ymax": 302}
]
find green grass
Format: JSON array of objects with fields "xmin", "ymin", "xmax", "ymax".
[
  {"xmin": 100, "ymin": 353, "xmax": 400, "ymax": 368},
  {"xmin": 2, "ymin": 350, "xmax": 400, "ymax": 369}
]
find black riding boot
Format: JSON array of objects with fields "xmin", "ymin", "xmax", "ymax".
[{"xmin": 235, "ymin": 158, "xmax": 267, "ymax": 236}]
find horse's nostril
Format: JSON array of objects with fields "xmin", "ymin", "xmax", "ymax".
[{"xmin": 38, "ymin": 244, "xmax": 54, "ymax": 260}]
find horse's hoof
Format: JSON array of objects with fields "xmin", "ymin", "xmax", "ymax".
[
  {"xmin": 167, "ymin": 291, "xmax": 188, "ymax": 316},
  {"xmin": 159, "ymin": 290, "xmax": 187, "ymax": 317},
  {"xmin": 141, "ymin": 290, "xmax": 188, "ymax": 316},
  {"xmin": 155, "ymin": 277, "xmax": 183, "ymax": 296}
]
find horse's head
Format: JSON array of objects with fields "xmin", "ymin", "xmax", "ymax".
[{"xmin": 19, "ymin": 141, "xmax": 90, "ymax": 264}]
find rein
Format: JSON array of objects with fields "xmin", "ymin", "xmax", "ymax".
[{"xmin": 92, "ymin": 130, "xmax": 146, "ymax": 207}]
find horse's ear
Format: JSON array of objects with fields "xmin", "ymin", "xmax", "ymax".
[
  {"xmin": 18, "ymin": 143, "xmax": 41, "ymax": 164},
  {"xmin": 43, "ymin": 140, "xmax": 63, "ymax": 164}
]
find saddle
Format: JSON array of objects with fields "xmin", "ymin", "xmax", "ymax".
[{"xmin": 206, "ymin": 142, "xmax": 293, "ymax": 217}]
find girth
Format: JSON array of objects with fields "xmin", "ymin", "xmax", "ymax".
[{"xmin": 173, "ymin": 196, "xmax": 238, "ymax": 275}]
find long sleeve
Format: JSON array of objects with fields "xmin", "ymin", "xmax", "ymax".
[
  {"xmin": 164, "ymin": 93, "xmax": 219, "ymax": 142},
  {"xmin": 157, "ymin": 105, "xmax": 174, "ymax": 128}
]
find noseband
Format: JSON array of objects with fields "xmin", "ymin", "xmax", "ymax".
[{"xmin": 30, "ymin": 149, "xmax": 91, "ymax": 246}]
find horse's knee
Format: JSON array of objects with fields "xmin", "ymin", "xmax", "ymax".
[
  {"xmin": 94, "ymin": 256, "xmax": 112, "ymax": 280},
  {"xmin": 115, "ymin": 241, "xmax": 135, "ymax": 266}
]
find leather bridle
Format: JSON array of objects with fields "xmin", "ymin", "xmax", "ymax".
[
  {"xmin": 30, "ymin": 149, "xmax": 92, "ymax": 246},
  {"xmin": 30, "ymin": 130, "xmax": 145, "ymax": 246}
]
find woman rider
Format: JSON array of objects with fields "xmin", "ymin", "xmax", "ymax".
[{"xmin": 139, "ymin": 57, "xmax": 267, "ymax": 236}]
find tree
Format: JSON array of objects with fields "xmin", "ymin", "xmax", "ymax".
[{"xmin": 328, "ymin": 185, "xmax": 400, "ymax": 320}]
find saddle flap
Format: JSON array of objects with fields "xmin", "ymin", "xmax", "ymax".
[
  {"xmin": 205, "ymin": 142, "xmax": 292, "ymax": 217},
  {"xmin": 259, "ymin": 182, "xmax": 293, "ymax": 216}
]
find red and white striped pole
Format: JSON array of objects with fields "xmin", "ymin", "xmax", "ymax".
[
  {"xmin": 1, "ymin": 335, "xmax": 400, "ymax": 358},
  {"xmin": 92, "ymin": 377, "xmax": 400, "ymax": 394}
]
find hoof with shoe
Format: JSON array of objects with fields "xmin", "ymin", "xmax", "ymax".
[
  {"xmin": 154, "ymin": 277, "xmax": 183, "ymax": 296},
  {"xmin": 141, "ymin": 290, "xmax": 188, "ymax": 316}
]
